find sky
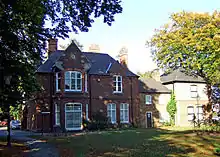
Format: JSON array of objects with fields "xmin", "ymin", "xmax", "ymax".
[{"xmin": 58, "ymin": 0, "xmax": 219, "ymax": 74}]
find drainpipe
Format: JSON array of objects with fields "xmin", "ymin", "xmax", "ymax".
[
  {"xmin": 49, "ymin": 72, "xmax": 54, "ymax": 132},
  {"xmin": 89, "ymin": 75, "xmax": 92, "ymax": 120},
  {"xmin": 130, "ymin": 77, "xmax": 134, "ymax": 125}
]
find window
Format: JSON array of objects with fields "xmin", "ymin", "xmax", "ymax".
[
  {"xmin": 55, "ymin": 103, "xmax": 60, "ymax": 125},
  {"xmin": 145, "ymin": 95, "xmax": 152, "ymax": 104},
  {"xmin": 107, "ymin": 103, "xmax": 116, "ymax": 123},
  {"xmin": 190, "ymin": 85, "xmax": 198, "ymax": 98},
  {"xmin": 65, "ymin": 103, "xmax": 82, "ymax": 130},
  {"xmin": 65, "ymin": 71, "xmax": 82, "ymax": 91},
  {"xmin": 85, "ymin": 73, "xmax": 88, "ymax": 92},
  {"xmin": 187, "ymin": 106, "xmax": 194, "ymax": 121},
  {"xmin": 196, "ymin": 106, "xmax": 203, "ymax": 121},
  {"xmin": 120, "ymin": 103, "xmax": 129, "ymax": 123},
  {"xmin": 86, "ymin": 104, "xmax": 89, "ymax": 120},
  {"xmin": 113, "ymin": 75, "xmax": 122, "ymax": 93},
  {"xmin": 56, "ymin": 72, "xmax": 61, "ymax": 91}
]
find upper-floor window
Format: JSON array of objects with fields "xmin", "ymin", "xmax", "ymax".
[
  {"xmin": 113, "ymin": 75, "xmax": 122, "ymax": 93},
  {"xmin": 190, "ymin": 85, "xmax": 198, "ymax": 98},
  {"xmin": 65, "ymin": 71, "xmax": 82, "ymax": 92},
  {"xmin": 145, "ymin": 95, "xmax": 152, "ymax": 105},
  {"xmin": 56, "ymin": 72, "xmax": 61, "ymax": 92}
]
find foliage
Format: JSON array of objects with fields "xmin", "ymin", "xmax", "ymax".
[
  {"xmin": 166, "ymin": 91, "xmax": 177, "ymax": 125},
  {"xmin": 199, "ymin": 123, "xmax": 220, "ymax": 133},
  {"xmin": 60, "ymin": 38, "xmax": 84, "ymax": 51},
  {"xmin": 162, "ymin": 121, "xmax": 172, "ymax": 127},
  {"xmin": 0, "ymin": 0, "xmax": 123, "ymax": 111},
  {"xmin": 10, "ymin": 105, "xmax": 22, "ymax": 120},
  {"xmin": 137, "ymin": 69, "xmax": 159, "ymax": 79},
  {"xmin": 83, "ymin": 112, "xmax": 110, "ymax": 131},
  {"xmin": 147, "ymin": 11, "xmax": 220, "ymax": 86}
]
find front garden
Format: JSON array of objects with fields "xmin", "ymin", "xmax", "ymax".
[{"xmin": 32, "ymin": 127, "xmax": 220, "ymax": 157}]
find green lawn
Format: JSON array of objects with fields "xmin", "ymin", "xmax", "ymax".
[{"xmin": 35, "ymin": 128, "xmax": 220, "ymax": 157}]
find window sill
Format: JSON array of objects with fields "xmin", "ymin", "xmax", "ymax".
[
  {"xmin": 65, "ymin": 90, "xmax": 82, "ymax": 93},
  {"xmin": 145, "ymin": 103, "xmax": 152, "ymax": 105},
  {"xmin": 113, "ymin": 92, "xmax": 123, "ymax": 94}
]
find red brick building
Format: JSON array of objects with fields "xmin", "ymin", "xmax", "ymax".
[{"xmin": 24, "ymin": 39, "xmax": 139, "ymax": 132}]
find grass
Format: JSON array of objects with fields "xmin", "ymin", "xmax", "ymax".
[
  {"xmin": 32, "ymin": 128, "xmax": 220, "ymax": 157},
  {"xmin": 0, "ymin": 137, "xmax": 29, "ymax": 157}
]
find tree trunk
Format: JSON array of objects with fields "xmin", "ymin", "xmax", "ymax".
[{"xmin": 204, "ymin": 84, "xmax": 213, "ymax": 123}]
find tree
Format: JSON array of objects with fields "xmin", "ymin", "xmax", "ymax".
[
  {"xmin": 60, "ymin": 38, "xmax": 84, "ymax": 51},
  {"xmin": 0, "ymin": 0, "xmax": 123, "ymax": 147},
  {"xmin": 137, "ymin": 69, "xmax": 160, "ymax": 79},
  {"xmin": 166, "ymin": 91, "xmax": 177, "ymax": 126},
  {"xmin": 147, "ymin": 11, "xmax": 220, "ymax": 120}
]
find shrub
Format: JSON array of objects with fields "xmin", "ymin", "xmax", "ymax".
[
  {"xmin": 199, "ymin": 123, "xmax": 220, "ymax": 133},
  {"xmin": 84, "ymin": 112, "xmax": 110, "ymax": 131},
  {"xmin": 162, "ymin": 121, "xmax": 172, "ymax": 127}
]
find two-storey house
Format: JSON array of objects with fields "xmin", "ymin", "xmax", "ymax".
[
  {"xmin": 139, "ymin": 78, "xmax": 171, "ymax": 128},
  {"xmin": 24, "ymin": 39, "xmax": 139, "ymax": 132},
  {"xmin": 161, "ymin": 68, "xmax": 208, "ymax": 126}
]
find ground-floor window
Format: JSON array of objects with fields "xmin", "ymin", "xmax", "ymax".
[
  {"xmin": 187, "ymin": 106, "xmax": 194, "ymax": 121},
  {"xmin": 65, "ymin": 103, "xmax": 82, "ymax": 130},
  {"xmin": 120, "ymin": 103, "xmax": 129, "ymax": 123},
  {"xmin": 55, "ymin": 103, "xmax": 60, "ymax": 125},
  {"xmin": 196, "ymin": 105, "xmax": 204, "ymax": 121},
  {"xmin": 107, "ymin": 103, "xmax": 116, "ymax": 123}
]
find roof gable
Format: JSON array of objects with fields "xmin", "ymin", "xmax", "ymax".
[
  {"xmin": 37, "ymin": 50, "xmax": 137, "ymax": 77},
  {"xmin": 161, "ymin": 69, "xmax": 206, "ymax": 84},
  {"xmin": 139, "ymin": 78, "xmax": 171, "ymax": 93}
]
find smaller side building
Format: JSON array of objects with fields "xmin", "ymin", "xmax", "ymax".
[
  {"xmin": 161, "ymin": 68, "xmax": 208, "ymax": 126},
  {"xmin": 139, "ymin": 78, "xmax": 171, "ymax": 128}
]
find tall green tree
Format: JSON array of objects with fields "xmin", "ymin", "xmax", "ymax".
[
  {"xmin": 166, "ymin": 91, "xmax": 177, "ymax": 126},
  {"xmin": 0, "ymin": 0, "xmax": 123, "ymax": 147},
  {"xmin": 137, "ymin": 69, "xmax": 160, "ymax": 79},
  {"xmin": 147, "ymin": 11, "xmax": 220, "ymax": 120}
]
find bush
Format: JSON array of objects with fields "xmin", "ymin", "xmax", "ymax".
[
  {"xmin": 162, "ymin": 121, "xmax": 172, "ymax": 127},
  {"xmin": 199, "ymin": 123, "xmax": 220, "ymax": 133},
  {"xmin": 83, "ymin": 112, "xmax": 109, "ymax": 131}
]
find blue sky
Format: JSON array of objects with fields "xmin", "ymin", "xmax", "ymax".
[{"xmin": 58, "ymin": 0, "xmax": 219, "ymax": 74}]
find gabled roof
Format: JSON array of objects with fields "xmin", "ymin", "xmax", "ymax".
[
  {"xmin": 37, "ymin": 50, "xmax": 137, "ymax": 77},
  {"xmin": 139, "ymin": 78, "xmax": 171, "ymax": 93},
  {"xmin": 160, "ymin": 68, "xmax": 206, "ymax": 84}
]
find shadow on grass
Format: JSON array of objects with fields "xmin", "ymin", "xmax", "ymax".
[
  {"xmin": 0, "ymin": 136, "xmax": 29, "ymax": 157},
  {"xmin": 29, "ymin": 128, "xmax": 220, "ymax": 157}
]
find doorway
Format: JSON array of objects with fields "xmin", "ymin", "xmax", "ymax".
[{"xmin": 146, "ymin": 112, "xmax": 153, "ymax": 128}]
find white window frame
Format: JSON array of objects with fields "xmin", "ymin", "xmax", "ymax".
[
  {"xmin": 187, "ymin": 105, "xmax": 194, "ymax": 121},
  {"xmin": 196, "ymin": 105, "xmax": 204, "ymax": 121},
  {"xmin": 65, "ymin": 103, "xmax": 82, "ymax": 130},
  {"xmin": 85, "ymin": 73, "xmax": 88, "ymax": 92},
  {"xmin": 65, "ymin": 71, "xmax": 82, "ymax": 92},
  {"xmin": 190, "ymin": 85, "xmax": 198, "ymax": 98},
  {"xmin": 86, "ymin": 104, "xmax": 89, "ymax": 120},
  {"xmin": 56, "ymin": 72, "xmax": 61, "ymax": 92},
  {"xmin": 120, "ymin": 103, "xmax": 129, "ymax": 123},
  {"xmin": 113, "ymin": 75, "xmax": 122, "ymax": 93},
  {"xmin": 55, "ymin": 103, "xmax": 60, "ymax": 126},
  {"xmin": 107, "ymin": 103, "xmax": 116, "ymax": 123},
  {"xmin": 145, "ymin": 95, "xmax": 152, "ymax": 105}
]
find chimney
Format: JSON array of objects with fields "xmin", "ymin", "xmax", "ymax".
[
  {"xmin": 88, "ymin": 44, "xmax": 100, "ymax": 52},
  {"xmin": 48, "ymin": 38, "xmax": 58, "ymax": 56},
  {"xmin": 118, "ymin": 47, "xmax": 128, "ymax": 68}
]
